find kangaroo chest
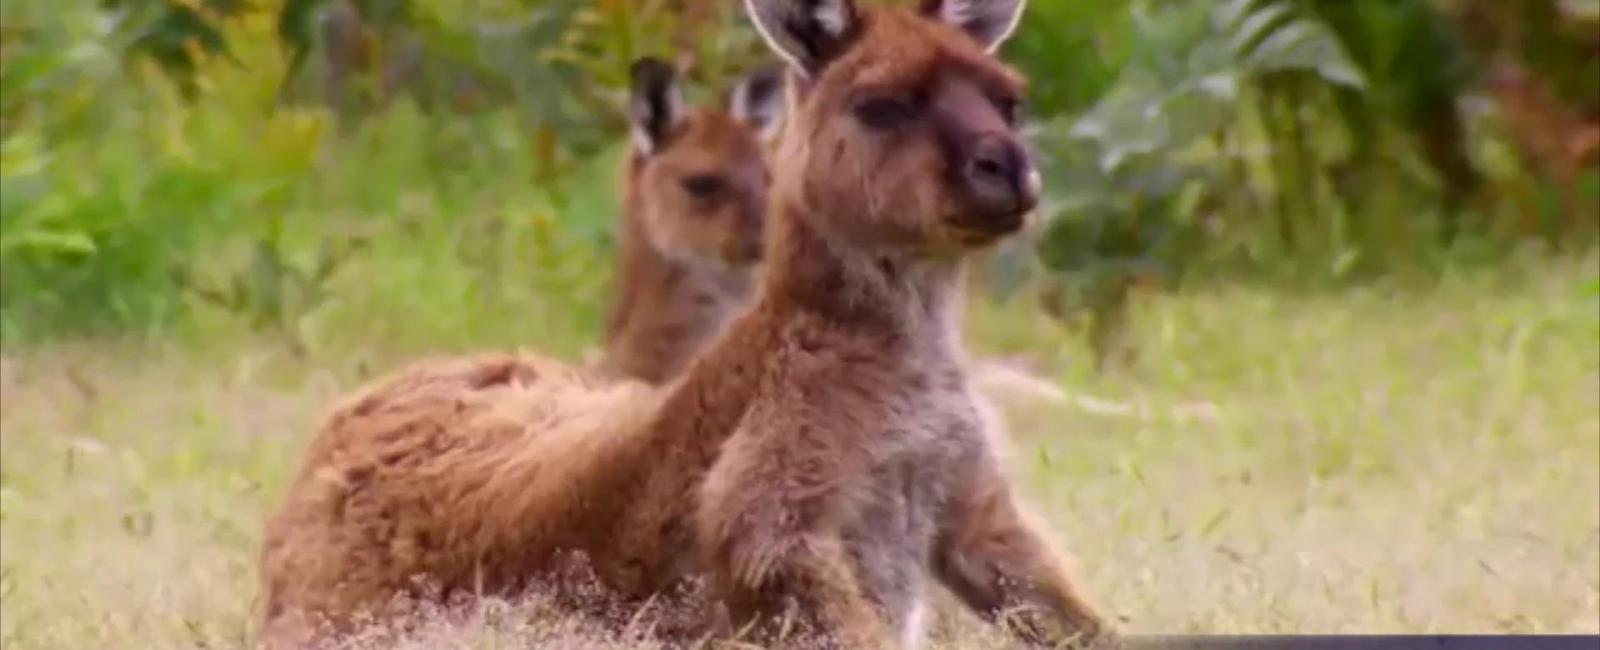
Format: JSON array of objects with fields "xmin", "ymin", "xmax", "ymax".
[
  {"xmin": 856, "ymin": 381, "xmax": 987, "ymax": 521},
  {"xmin": 835, "ymin": 377, "xmax": 989, "ymax": 635}
]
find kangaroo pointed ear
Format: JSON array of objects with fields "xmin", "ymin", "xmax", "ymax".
[
  {"xmin": 920, "ymin": 0, "xmax": 1027, "ymax": 52},
  {"xmin": 729, "ymin": 64, "xmax": 787, "ymax": 141},
  {"xmin": 629, "ymin": 57, "xmax": 684, "ymax": 156},
  {"xmin": 744, "ymin": 0, "xmax": 861, "ymax": 77}
]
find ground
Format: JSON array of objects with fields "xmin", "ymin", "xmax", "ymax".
[{"xmin": 2, "ymin": 254, "xmax": 1596, "ymax": 648}]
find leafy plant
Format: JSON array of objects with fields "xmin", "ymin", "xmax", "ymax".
[
  {"xmin": 99, "ymin": 0, "xmax": 255, "ymax": 94},
  {"xmin": 1014, "ymin": 0, "xmax": 1369, "ymax": 371}
]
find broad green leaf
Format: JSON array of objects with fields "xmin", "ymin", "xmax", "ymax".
[
  {"xmin": 1244, "ymin": 20, "xmax": 1366, "ymax": 89},
  {"xmin": 1, "ymin": 229, "xmax": 97, "ymax": 255},
  {"xmin": 1228, "ymin": 3, "xmax": 1293, "ymax": 56}
]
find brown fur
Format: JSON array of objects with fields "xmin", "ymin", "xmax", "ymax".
[
  {"xmin": 256, "ymin": 353, "xmax": 669, "ymax": 648},
  {"xmin": 602, "ymin": 113, "xmax": 764, "ymax": 384},
  {"xmin": 258, "ymin": 2, "xmax": 1112, "ymax": 648},
  {"xmin": 601, "ymin": 63, "xmax": 782, "ymax": 384}
]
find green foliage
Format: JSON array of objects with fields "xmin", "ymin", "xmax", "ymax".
[
  {"xmin": 0, "ymin": 0, "xmax": 1593, "ymax": 350},
  {"xmin": 1004, "ymin": 1, "xmax": 1132, "ymax": 117},
  {"xmin": 0, "ymin": 0, "xmax": 622, "ymax": 347},
  {"xmin": 1506, "ymin": 0, "xmax": 1600, "ymax": 114},
  {"xmin": 1006, "ymin": 0, "xmax": 1380, "ymax": 368},
  {"xmin": 1, "ymin": 2, "xmax": 218, "ymax": 339},
  {"xmin": 95, "ymin": 0, "xmax": 256, "ymax": 94},
  {"xmin": 1034, "ymin": 0, "xmax": 1370, "ymax": 274}
]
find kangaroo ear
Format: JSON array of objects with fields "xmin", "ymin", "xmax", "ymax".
[
  {"xmin": 744, "ymin": 0, "xmax": 861, "ymax": 77},
  {"xmin": 629, "ymin": 57, "xmax": 684, "ymax": 156},
  {"xmin": 729, "ymin": 64, "xmax": 787, "ymax": 141},
  {"xmin": 920, "ymin": 0, "xmax": 1027, "ymax": 52}
]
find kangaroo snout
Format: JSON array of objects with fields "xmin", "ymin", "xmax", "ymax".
[
  {"xmin": 951, "ymin": 133, "xmax": 1037, "ymax": 236},
  {"xmin": 961, "ymin": 134, "xmax": 1037, "ymax": 220}
]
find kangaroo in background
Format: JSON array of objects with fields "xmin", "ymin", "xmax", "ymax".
[
  {"xmin": 601, "ymin": 58, "xmax": 785, "ymax": 384},
  {"xmin": 257, "ymin": 1, "xmax": 1111, "ymax": 648}
]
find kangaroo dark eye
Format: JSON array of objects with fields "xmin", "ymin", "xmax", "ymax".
[
  {"xmin": 852, "ymin": 96, "xmax": 918, "ymax": 130},
  {"xmin": 995, "ymin": 96, "xmax": 1022, "ymax": 126},
  {"xmin": 682, "ymin": 174, "xmax": 724, "ymax": 199}
]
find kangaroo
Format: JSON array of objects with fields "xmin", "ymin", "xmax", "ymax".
[
  {"xmin": 601, "ymin": 58, "xmax": 786, "ymax": 384},
  {"xmin": 683, "ymin": 1, "xmax": 1108, "ymax": 645},
  {"xmin": 257, "ymin": 1, "xmax": 1111, "ymax": 648}
]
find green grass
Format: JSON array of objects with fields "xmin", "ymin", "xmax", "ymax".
[{"xmin": 1, "ymin": 253, "xmax": 1597, "ymax": 648}]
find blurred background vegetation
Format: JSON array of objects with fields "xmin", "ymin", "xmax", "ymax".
[{"xmin": 1, "ymin": 0, "xmax": 1596, "ymax": 366}]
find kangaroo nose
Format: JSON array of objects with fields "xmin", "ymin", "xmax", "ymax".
[
  {"xmin": 968, "ymin": 141, "xmax": 1012, "ymax": 181},
  {"xmin": 961, "ymin": 135, "xmax": 1038, "ymax": 223}
]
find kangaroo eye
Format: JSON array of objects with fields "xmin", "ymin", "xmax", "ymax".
[
  {"xmin": 682, "ymin": 174, "xmax": 724, "ymax": 199},
  {"xmin": 852, "ymin": 96, "xmax": 918, "ymax": 130},
  {"xmin": 994, "ymin": 95, "xmax": 1023, "ymax": 126}
]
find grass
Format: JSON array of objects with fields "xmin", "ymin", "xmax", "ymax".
[{"xmin": 1, "ymin": 252, "xmax": 1596, "ymax": 648}]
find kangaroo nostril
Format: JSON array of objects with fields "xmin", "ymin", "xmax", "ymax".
[
  {"xmin": 971, "ymin": 155, "xmax": 1006, "ymax": 179},
  {"xmin": 965, "ymin": 136, "xmax": 1022, "ymax": 188},
  {"xmin": 968, "ymin": 138, "xmax": 1009, "ymax": 175},
  {"xmin": 957, "ymin": 135, "xmax": 1039, "ymax": 224}
]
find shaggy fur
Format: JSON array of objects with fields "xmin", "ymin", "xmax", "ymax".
[
  {"xmin": 601, "ymin": 61, "xmax": 784, "ymax": 385},
  {"xmin": 258, "ymin": 2, "xmax": 1112, "ymax": 648},
  {"xmin": 257, "ymin": 354, "xmax": 671, "ymax": 647}
]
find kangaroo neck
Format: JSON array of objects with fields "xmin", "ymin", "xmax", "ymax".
[
  {"xmin": 643, "ymin": 205, "xmax": 970, "ymax": 462},
  {"xmin": 763, "ymin": 205, "xmax": 967, "ymax": 353},
  {"xmin": 605, "ymin": 205, "xmax": 754, "ymax": 383}
]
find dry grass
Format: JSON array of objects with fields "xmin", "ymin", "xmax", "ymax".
[{"xmin": 2, "ymin": 255, "xmax": 1597, "ymax": 648}]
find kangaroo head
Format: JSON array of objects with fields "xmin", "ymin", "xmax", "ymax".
[
  {"xmin": 746, "ymin": 0, "xmax": 1036, "ymax": 254},
  {"xmin": 626, "ymin": 58, "xmax": 787, "ymax": 268}
]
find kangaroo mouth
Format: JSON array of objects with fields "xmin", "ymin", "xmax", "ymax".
[{"xmin": 945, "ymin": 209, "xmax": 1028, "ymax": 245}]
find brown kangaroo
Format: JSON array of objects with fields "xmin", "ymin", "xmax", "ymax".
[
  {"xmin": 257, "ymin": 1, "xmax": 1111, "ymax": 647},
  {"xmin": 601, "ymin": 58, "xmax": 785, "ymax": 385},
  {"xmin": 687, "ymin": 1, "xmax": 1107, "ymax": 645}
]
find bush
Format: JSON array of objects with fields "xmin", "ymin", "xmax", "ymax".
[{"xmin": 0, "ymin": 0, "xmax": 1592, "ymax": 351}]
